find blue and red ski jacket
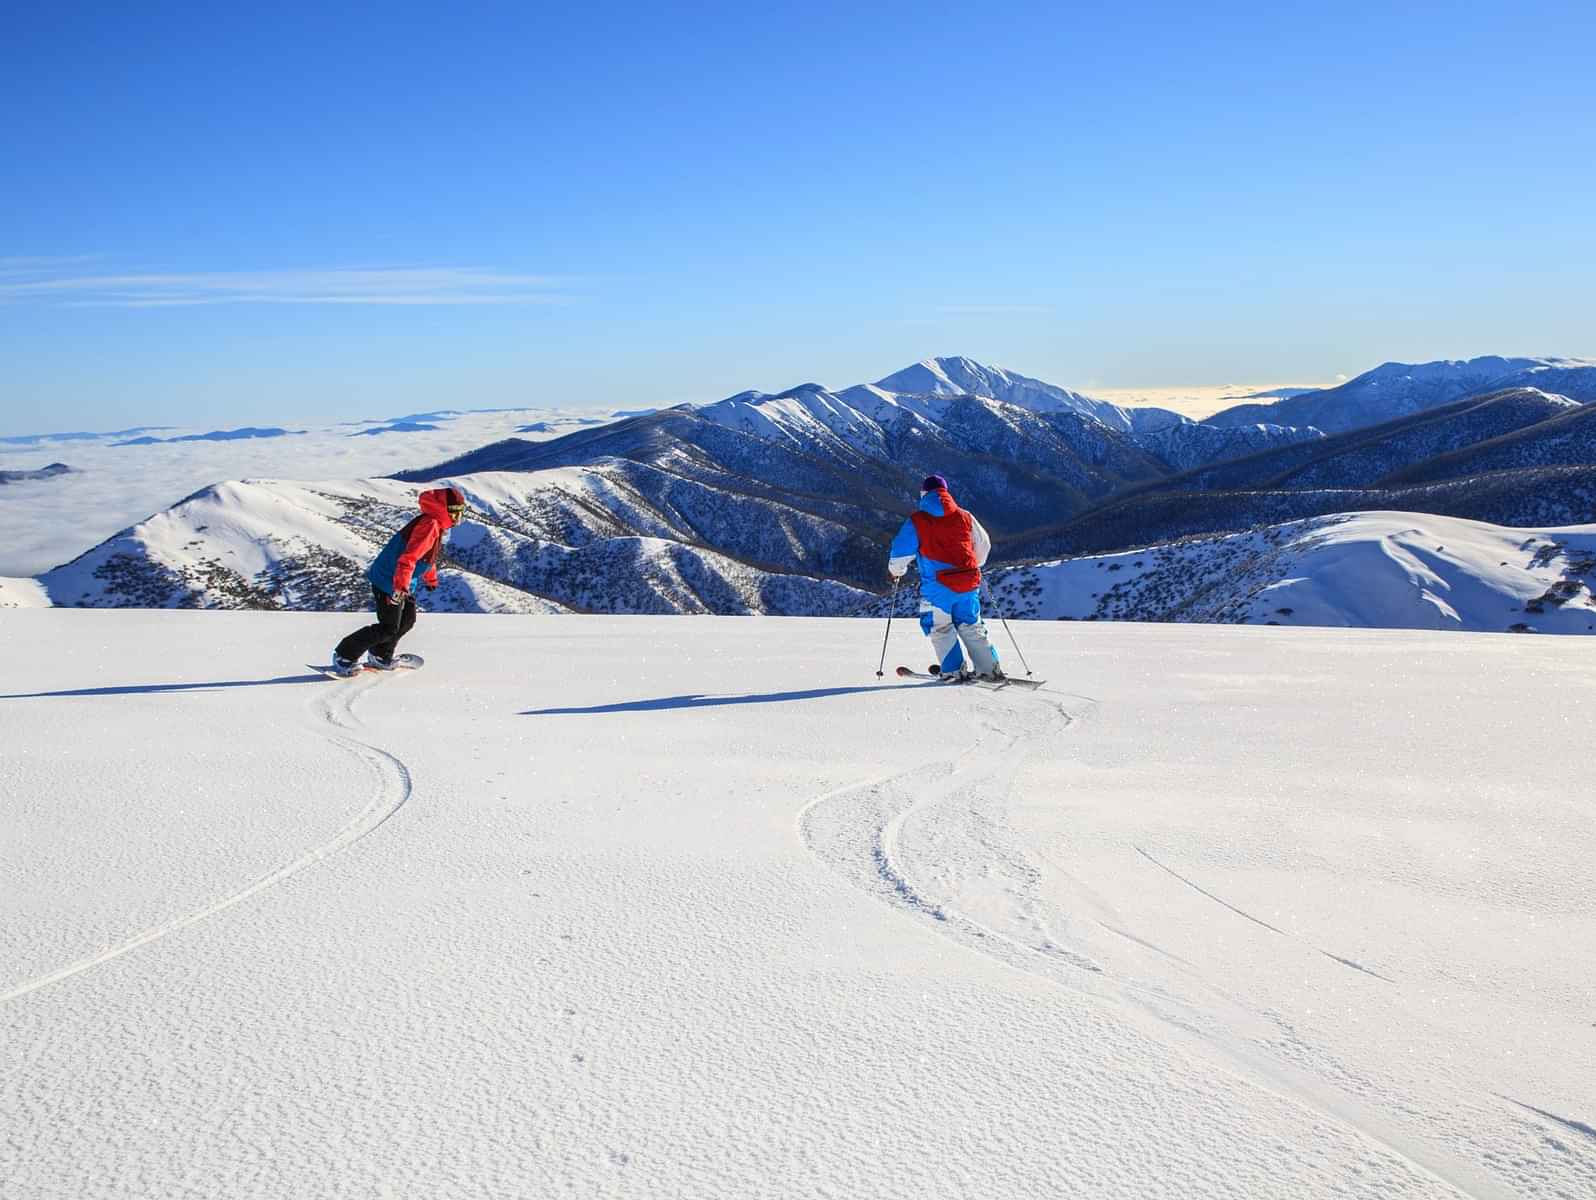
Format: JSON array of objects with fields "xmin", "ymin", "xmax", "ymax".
[
  {"xmin": 367, "ymin": 487, "xmax": 463, "ymax": 597},
  {"xmin": 888, "ymin": 485, "xmax": 992, "ymax": 610}
]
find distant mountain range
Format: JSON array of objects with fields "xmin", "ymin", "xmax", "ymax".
[
  {"xmin": 1204, "ymin": 356, "xmax": 1596, "ymax": 432},
  {"xmin": 1010, "ymin": 385, "xmax": 1596, "ymax": 559},
  {"xmin": 1, "ymin": 427, "xmax": 173, "ymax": 446},
  {"xmin": 350, "ymin": 421, "xmax": 442, "ymax": 437},
  {"xmin": 0, "ymin": 462, "xmax": 73, "ymax": 485},
  {"xmin": 25, "ymin": 353, "xmax": 1596, "ymax": 632},
  {"xmin": 114, "ymin": 427, "xmax": 305, "ymax": 446}
]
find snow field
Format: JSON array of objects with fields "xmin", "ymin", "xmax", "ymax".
[{"xmin": 1, "ymin": 611, "xmax": 1592, "ymax": 1198}]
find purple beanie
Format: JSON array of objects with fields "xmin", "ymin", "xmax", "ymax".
[{"xmin": 921, "ymin": 474, "xmax": 948, "ymax": 493}]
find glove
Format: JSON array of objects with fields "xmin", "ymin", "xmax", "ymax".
[
  {"xmin": 888, "ymin": 564, "xmax": 906, "ymax": 580},
  {"xmin": 423, "ymin": 569, "xmax": 439, "ymax": 590}
]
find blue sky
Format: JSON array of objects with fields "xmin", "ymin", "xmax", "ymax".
[{"xmin": 3, "ymin": 1, "xmax": 1594, "ymax": 434}]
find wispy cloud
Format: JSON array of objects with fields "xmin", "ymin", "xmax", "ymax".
[
  {"xmin": 0, "ymin": 264, "xmax": 571, "ymax": 307},
  {"xmin": 935, "ymin": 303, "xmax": 1054, "ymax": 317},
  {"xmin": 0, "ymin": 254, "xmax": 105, "ymax": 277}
]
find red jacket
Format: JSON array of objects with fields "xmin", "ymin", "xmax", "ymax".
[{"xmin": 368, "ymin": 487, "xmax": 463, "ymax": 595}]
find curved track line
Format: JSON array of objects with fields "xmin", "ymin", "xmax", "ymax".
[
  {"xmin": 1, "ymin": 677, "xmax": 412, "ymax": 1005},
  {"xmin": 800, "ymin": 686, "xmax": 1103, "ymax": 977},
  {"xmin": 800, "ymin": 687, "xmax": 1486, "ymax": 1198},
  {"xmin": 1135, "ymin": 845, "xmax": 1396, "ymax": 983}
]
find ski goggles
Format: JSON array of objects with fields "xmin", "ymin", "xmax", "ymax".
[{"xmin": 447, "ymin": 503, "xmax": 467, "ymax": 522}]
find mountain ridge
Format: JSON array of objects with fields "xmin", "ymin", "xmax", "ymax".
[{"xmin": 1204, "ymin": 355, "xmax": 1596, "ymax": 432}]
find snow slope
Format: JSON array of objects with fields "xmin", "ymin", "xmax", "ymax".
[
  {"xmin": 992, "ymin": 511, "xmax": 1596, "ymax": 632},
  {"xmin": 1, "ymin": 613, "xmax": 1590, "ymax": 1198},
  {"xmin": 0, "ymin": 576, "xmax": 50, "ymax": 608},
  {"xmin": 36, "ymin": 471, "xmax": 876, "ymax": 616}
]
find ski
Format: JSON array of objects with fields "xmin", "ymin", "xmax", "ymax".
[
  {"xmin": 312, "ymin": 652, "xmax": 425, "ymax": 679},
  {"xmin": 895, "ymin": 665, "xmax": 1044, "ymax": 691}
]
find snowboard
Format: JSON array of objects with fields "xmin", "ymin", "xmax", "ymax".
[
  {"xmin": 895, "ymin": 665, "xmax": 1044, "ymax": 691},
  {"xmin": 313, "ymin": 652, "xmax": 424, "ymax": 679}
]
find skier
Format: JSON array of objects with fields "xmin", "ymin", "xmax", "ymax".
[
  {"xmin": 887, "ymin": 475, "xmax": 1004, "ymax": 682},
  {"xmin": 330, "ymin": 486, "xmax": 467, "ymax": 674}
]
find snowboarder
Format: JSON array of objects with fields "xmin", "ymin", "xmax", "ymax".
[
  {"xmin": 330, "ymin": 486, "xmax": 467, "ymax": 674},
  {"xmin": 887, "ymin": 475, "xmax": 1004, "ymax": 682}
]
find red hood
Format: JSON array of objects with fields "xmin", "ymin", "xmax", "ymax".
[
  {"xmin": 418, "ymin": 486, "xmax": 464, "ymax": 529},
  {"xmin": 917, "ymin": 486, "xmax": 962, "ymax": 518}
]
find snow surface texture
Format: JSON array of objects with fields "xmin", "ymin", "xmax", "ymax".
[
  {"xmin": 0, "ymin": 408, "xmax": 605, "ymax": 577},
  {"xmin": 2, "ymin": 612, "xmax": 1592, "ymax": 1198},
  {"xmin": 991, "ymin": 512, "xmax": 1596, "ymax": 633}
]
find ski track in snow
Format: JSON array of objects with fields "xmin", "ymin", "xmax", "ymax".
[
  {"xmin": 799, "ymin": 685, "xmax": 1105, "ymax": 986},
  {"xmin": 797, "ymin": 686, "xmax": 1529, "ymax": 1200},
  {"xmin": 0, "ymin": 675, "xmax": 412, "ymax": 1006},
  {"xmin": 1499, "ymin": 1097, "xmax": 1596, "ymax": 1145},
  {"xmin": 1133, "ymin": 845, "xmax": 1397, "ymax": 983}
]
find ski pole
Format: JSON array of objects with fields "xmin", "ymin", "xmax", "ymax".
[
  {"xmin": 875, "ymin": 577, "xmax": 900, "ymax": 677},
  {"xmin": 984, "ymin": 576, "xmax": 1033, "ymax": 677}
]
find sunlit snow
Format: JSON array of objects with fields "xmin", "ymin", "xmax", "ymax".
[{"xmin": 3, "ymin": 612, "xmax": 1591, "ymax": 1197}]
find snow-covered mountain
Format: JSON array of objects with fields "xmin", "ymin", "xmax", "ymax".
[
  {"xmin": 0, "ymin": 407, "xmax": 624, "ymax": 578},
  {"xmin": 693, "ymin": 366, "xmax": 1318, "ymax": 483},
  {"xmin": 1008, "ymin": 463, "xmax": 1596, "ymax": 562},
  {"xmin": 991, "ymin": 511, "xmax": 1596, "ymax": 633},
  {"xmin": 1384, "ymin": 398, "xmax": 1596, "ymax": 486},
  {"xmin": 1147, "ymin": 388, "xmax": 1579, "ymax": 494},
  {"xmin": 1204, "ymin": 355, "xmax": 1596, "ymax": 433},
  {"xmin": 399, "ymin": 401, "xmax": 1155, "ymax": 547},
  {"xmin": 408, "ymin": 359, "xmax": 1319, "ymax": 549},
  {"xmin": 1010, "ymin": 388, "xmax": 1596, "ymax": 558},
  {"xmin": 21, "ymin": 354, "xmax": 1596, "ymax": 628},
  {"xmin": 37, "ymin": 471, "xmax": 877, "ymax": 616},
  {"xmin": 868, "ymin": 355, "xmax": 1185, "ymax": 432}
]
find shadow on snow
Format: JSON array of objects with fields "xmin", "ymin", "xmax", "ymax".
[
  {"xmin": 0, "ymin": 674, "xmax": 329, "ymax": 700},
  {"xmin": 524, "ymin": 684, "xmax": 913, "ymax": 715}
]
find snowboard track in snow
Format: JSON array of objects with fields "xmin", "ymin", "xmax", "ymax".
[{"xmin": 0, "ymin": 675, "xmax": 412, "ymax": 1006}]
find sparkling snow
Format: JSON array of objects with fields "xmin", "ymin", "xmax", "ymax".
[{"xmin": 2, "ymin": 612, "xmax": 1591, "ymax": 1198}]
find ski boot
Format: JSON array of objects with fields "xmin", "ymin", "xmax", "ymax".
[
  {"xmin": 364, "ymin": 652, "xmax": 397, "ymax": 671},
  {"xmin": 329, "ymin": 653, "xmax": 361, "ymax": 677}
]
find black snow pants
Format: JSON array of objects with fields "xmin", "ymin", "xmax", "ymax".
[{"xmin": 335, "ymin": 587, "xmax": 417, "ymax": 663}]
